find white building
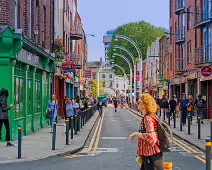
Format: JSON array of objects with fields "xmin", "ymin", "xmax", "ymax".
[{"xmin": 146, "ymin": 38, "xmax": 160, "ymax": 97}]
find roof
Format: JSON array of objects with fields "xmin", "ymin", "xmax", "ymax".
[{"xmin": 87, "ymin": 61, "xmax": 101, "ymax": 68}]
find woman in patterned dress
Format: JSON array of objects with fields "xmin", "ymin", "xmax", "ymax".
[{"xmin": 129, "ymin": 94, "xmax": 164, "ymax": 170}]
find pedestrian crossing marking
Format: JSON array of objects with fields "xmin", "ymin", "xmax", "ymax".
[{"xmin": 102, "ymin": 137, "xmax": 127, "ymax": 140}]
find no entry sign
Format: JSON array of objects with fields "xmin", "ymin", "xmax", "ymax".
[{"xmin": 201, "ymin": 66, "xmax": 212, "ymax": 77}]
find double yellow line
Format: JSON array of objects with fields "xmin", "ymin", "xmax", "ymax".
[
  {"xmin": 125, "ymin": 108, "xmax": 206, "ymax": 164},
  {"xmin": 87, "ymin": 111, "xmax": 105, "ymax": 153}
]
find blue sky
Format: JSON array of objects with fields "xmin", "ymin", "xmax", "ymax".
[{"xmin": 78, "ymin": 0, "xmax": 169, "ymax": 61}]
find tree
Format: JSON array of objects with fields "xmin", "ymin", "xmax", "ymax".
[
  {"xmin": 108, "ymin": 21, "xmax": 166, "ymax": 75},
  {"xmin": 91, "ymin": 79, "xmax": 104, "ymax": 97}
]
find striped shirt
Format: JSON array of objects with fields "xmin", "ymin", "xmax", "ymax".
[{"xmin": 137, "ymin": 116, "xmax": 160, "ymax": 156}]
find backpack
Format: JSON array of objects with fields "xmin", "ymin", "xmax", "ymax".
[
  {"xmin": 197, "ymin": 99, "xmax": 204, "ymax": 108},
  {"xmin": 143, "ymin": 115, "xmax": 173, "ymax": 153},
  {"xmin": 99, "ymin": 101, "xmax": 102, "ymax": 106}
]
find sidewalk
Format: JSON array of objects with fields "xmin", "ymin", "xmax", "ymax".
[
  {"xmin": 126, "ymin": 107, "xmax": 209, "ymax": 152},
  {"xmin": 169, "ymin": 116, "xmax": 210, "ymax": 152},
  {"xmin": 0, "ymin": 111, "xmax": 99, "ymax": 164}
]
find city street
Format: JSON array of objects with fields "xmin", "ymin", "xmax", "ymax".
[{"xmin": 0, "ymin": 106, "xmax": 205, "ymax": 170}]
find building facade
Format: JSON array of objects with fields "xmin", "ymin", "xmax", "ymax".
[
  {"xmin": 169, "ymin": 0, "xmax": 212, "ymax": 118},
  {"xmin": 0, "ymin": 0, "xmax": 54, "ymax": 140}
]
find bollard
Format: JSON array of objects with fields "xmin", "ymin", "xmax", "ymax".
[
  {"xmin": 173, "ymin": 111, "xmax": 176, "ymax": 128},
  {"xmin": 52, "ymin": 122, "xmax": 56, "ymax": 150},
  {"xmin": 180, "ymin": 111, "xmax": 183, "ymax": 131},
  {"xmin": 164, "ymin": 162, "xmax": 173, "ymax": 170},
  {"xmin": 18, "ymin": 126, "xmax": 22, "ymax": 159},
  {"xmin": 163, "ymin": 110, "xmax": 166, "ymax": 121},
  {"xmin": 65, "ymin": 119, "xmax": 70, "ymax": 145},
  {"xmin": 82, "ymin": 110, "xmax": 85, "ymax": 126},
  {"xmin": 85, "ymin": 109, "xmax": 87, "ymax": 124},
  {"xmin": 168, "ymin": 111, "xmax": 171, "ymax": 126},
  {"xmin": 80, "ymin": 112, "xmax": 83, "ymax": 129},
  {"xmin": 198, "ymin": 116, "xmax": 201, "ymax": 139},
  {"xmin": 70, "ymin": 117, "xmax": 74, "ymax": 139},
  {"xmin": 210, "ymin": 119, "xmax": 212, "ymax": 140},
  {"xmin": 74, "ymin": 115, "xmax": 78, "ymax": 135},
  {"xmin": 77, "ymin": 114, "xmax": 80, "ymax": 131},
  {"xmin": 205, "ymin": 138, "xmax": 212, "ymax": 170},
  {"xmin": 188, "ymin": 113, "xmax": 191, "ymax": 135}
]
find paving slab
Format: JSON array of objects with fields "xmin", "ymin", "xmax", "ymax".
[{"xmin": 0, "ymin": 111, "xmax": 99, "ymax": 164}]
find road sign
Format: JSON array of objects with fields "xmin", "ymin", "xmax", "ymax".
[{"xmin": 201, "ymin": 66, "xmax": 212, "ymax": 77}]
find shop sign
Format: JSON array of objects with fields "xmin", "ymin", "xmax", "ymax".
[
  {"xmin": 169, "ymin": 77, "xmax": 180, "ymax": 85},
  {"xmin": 201, "ymin": 66, "xmax": 212, "ymax": 77},
  {"xmin": 186, "ymin": 72, "xmax": 197, "ymax": 80},
  {"xmin": 200, "ymin": 74, "xmax": 212, "ymax": 81},
  {"xmin": 85, "ymin": 70, "xmax": 92, "ymax": 78},
  {"xmin": 158, "ymin": 76, "xmax": 162, "ymax": 81},
  {"xmin": 26, "ymin": 53, "xmax": 39, "ymax": 63}
]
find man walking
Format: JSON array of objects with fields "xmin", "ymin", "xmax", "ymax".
[
  {"xmin": 159, "ymin": 95, "xmax": 169, "ymax": 119},
  {"xmin": 194, "ymin": 94, "xmax": 206, "ymax": 124},
  {"xmin": 98, "ymin": 98, "xmax": 103, "ymax": 117}
]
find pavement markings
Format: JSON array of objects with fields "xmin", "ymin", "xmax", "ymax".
[
  {"xmin": 195, "ymin": 156, "xmax": 206, "ymax": 163},
  {"xmin": 173, "ymin": 138, "xmax": 198, "ymax": 153},
  {"xmin": 64, "ymin": 155, "xmax": 80, "ymax": 159},
  {"xmin": 88, "ymin": 110, "xmax": 105, "ymax": 152},
  {"xmin": 101, "ymin": 137, "xmax": 127, "ymax": 140}
]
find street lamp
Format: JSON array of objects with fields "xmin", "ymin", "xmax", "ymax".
[
  {"xmin": 113, "ymin": 46, "xmax": 136, "ymax": 104},
  {"xmin": 115, "ymin": 34, "xmax": 142, "ymax": 97},
  {"xmin": 113, "ymin": 53, "xmax": 133, "ymax": 103}
]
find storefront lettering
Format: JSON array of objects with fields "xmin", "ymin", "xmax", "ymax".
[{"xmin": 26, "ymin": 53, "xmax": 39, "ymax": 62}]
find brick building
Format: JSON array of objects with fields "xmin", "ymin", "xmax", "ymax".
[
  {"xmin": 169, "ymin": 0, "xmax": 212, "ymax": 118},
  {"xmin": 0, "ymin": 0, "xmax": 55, "ymax": 139}
]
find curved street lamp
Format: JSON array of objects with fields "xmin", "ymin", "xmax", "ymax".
[
  {"xmin": 113, "ymin": 53, "xmax": 133, "ymax": 103},
  {"xmin": 112, "ymin": 64, "xmax": 127, "ymax": 97},
  {"xmin": 115, "ymin": 34, "xmax": 142, "ymax": 97},
  {"xmin": 113, "ymin": 46, "xmax": 136, "ymax": 103}
]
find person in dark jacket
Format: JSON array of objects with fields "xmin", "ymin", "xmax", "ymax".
[
  {"xmin": 180, "ymin": 93, "xmax": 189, "ymax": 125},
  {"xmin": 97, "ymin": 98, "xmax": 103, "ymax": 117},
  {"xmin": 159, "ymin": 95, "xmax": 169, "ymax": 118},
  {"xmin": 194, "ymin": 94, "xmax": 206, "ymax": 124},
  {"xmin": 169, "ymin": 95, "xmax": 177, "ymax": 120},
  {"xmin": 0, "ymin": 88, "xmax": 15, "ymax": 146}
]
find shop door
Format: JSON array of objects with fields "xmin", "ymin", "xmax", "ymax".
[{"xmin": 26, "ymin": 79, "xmax": 33, "ymax": 134}]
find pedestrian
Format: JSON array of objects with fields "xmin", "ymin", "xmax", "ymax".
[
  {"xmin": 113, "ymin": 98, "xmax": 118, "ymax": 112},
  {"xmin": 65, "ymin": 98, "xmax": 75, "ymax": 131},
  {"xmin": 187, "ymin": 95, "xmax": 194, "ymax": 124},
  {"xmin": 0, "ymin": 88, "xmax": 15, "ymax": 147},
  {"xmin": 72, "ymin": 97, "xmax": 80, "ymax": 115},
  {"xmin": 159, "ymin": 95, "xmax": 169, "ymax": 119},
  {"xmin": 169, "ymin": 95, "xmax": 177, "ymax": 120},
  {"xmin": 98, "ymin": 98, "xmax": 103, "ymax": 117},
  {"xmin": 129, "ymin": 94, "xmax": 164, "ymax": 170},
  {"xmin": 47, "ymin": 94, "xmax": 58, "ymax": 132},
  {"xmin": 194, "ymin": 94, "xmax": 206, "ymax": 124},
  {"xmin": 63, "ymin": 96, "xmax": 68, "ymax": 119},
  {"xmin": 179, "ymin": 94, "xmax": 189, "ymax": 126}
]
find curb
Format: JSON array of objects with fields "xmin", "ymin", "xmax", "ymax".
[
  {"xmin": 0, "ymin": 112, "xmax": 99, "ymax": 165},
  {"xmin": 126, "ymin": 107, "xmax": 206, "ymax": 153}
]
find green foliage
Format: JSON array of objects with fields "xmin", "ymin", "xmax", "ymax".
[
  {"xmin": 92, "ymin": 79, "xmax": 104, "ymax": 97},
  {"xmin": 108, "ymin": 21, "xmax": 166, "ymax": 75},
  {"xmin": 54, "ymin": 40, "xmax": 65, "ymax": 61}
]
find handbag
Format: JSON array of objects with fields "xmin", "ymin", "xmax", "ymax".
[
  {"xmin": 46, "ymin": 102, "xmax": 56, "ymax": 119},
  {"xmin": 136, "ymin": 155, "xmax": 144, "ymax": 165}
]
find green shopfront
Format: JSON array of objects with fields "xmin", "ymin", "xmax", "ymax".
[{"xmin": 0, "ymin": 26, "xmax": 54, "ymax": 141}]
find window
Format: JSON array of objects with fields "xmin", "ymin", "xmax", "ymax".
[
  {"xmin": 116, "ymin": 83, "xmax": 119, "ymax": 88},
  {"xmin": 109, "ymin": 74, "xmax": 113, "ymax": 78},
  {"xmin": 35, "ymin": 81, "xmax": 41, "ymax": 113},
  {"xmin": 170, "ymin": 53, "xmax": 172, "ymax": 71},
  {"xmin": 27, "ymin": 79, "xmax": 32, "ymax": 115},
  {"xmin": 187, "ymin": 41, "xmax": 192, "ymax": 64},
  {"xmin": 102, "ymin": 74, "xmax": 105, "ymax": 78},
  {"xmin": 14, "ymin": 77, "xmax": 24, "ymax": 119},
  {"xmin": 15, "ymin": 0, "xmax": 19, "ymax": 28},
  {"xmin": 43, "ymin": 6, "xmax": 47, "ymax": 41},
  {"xmin": 103, "ymin": 82, "xmax": 105, "ymax": 87},
  {"xmin": 187, "ymin": 7, "xmax": 192, "ymax": 30},
  {"xmin": 110, "ymin": 81, "xmax": 112, "ymax": 87}
]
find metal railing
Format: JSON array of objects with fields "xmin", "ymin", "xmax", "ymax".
[
  {"xmin": 70, "ymin": 22, "xmax": 83, "ymax": 37},
  {"xmin": 194, "ymin": 1, "xmax": 212, "ymax": 26},
  {"xmin": 175, "ymin": 0, "xmax": 185, "ymax": 13},
  {"xmin": 176, "ymin": 58, "xmax": 186, "ymax": 72},
  {"xmin": 175, "ymin": 26, "xmax": 185, "ymax": 43},
  {"xmin": 194, "ymin": 44, "xmax": 212, "ymax": 65}
]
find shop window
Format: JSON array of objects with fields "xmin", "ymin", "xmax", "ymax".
[
  {"xmin": 27, "ymin": 79, "xmax": 32, "ymax": 115},
  {"xmin": 187, "ymin": 41, "xmax": 192, "ymax": 64},
  {"xmin": 109, "ymin": 74, "xmax": 113, "ymax": 78},
  {"xmin": 14, "ymin": 77, "xmax": 24, "ymax": 119},
  {"xmin": 102, "ymin": 74, "xmax": 105, "ymax": 78},
  {"xmin": 35, "ymin": 81, "xmax": 41, "ymax": 113}
]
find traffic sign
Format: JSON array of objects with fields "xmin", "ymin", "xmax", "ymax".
[{"xmin": 201, "ymin": 66, "xmax": 212, "ymax": 77}]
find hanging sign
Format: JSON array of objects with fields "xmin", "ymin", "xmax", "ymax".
[{"xmin": 201, "ymin": 66, "xmax": 212, "ymax": 77}]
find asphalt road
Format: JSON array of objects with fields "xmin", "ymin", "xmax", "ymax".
[{"xmin": 0, "ymin": 106, "xmax": 205, "ymax": 170}]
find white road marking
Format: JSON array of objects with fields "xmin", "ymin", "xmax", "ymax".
[
  {"xmin": 111, "ymin": 120, "xmax": 117, "ymax": 122},
  {"xmin": 102, "ymin": 137, "xmax": 127, "ymax": 140},
  {"xmin": 97, "ymin": 148, "xmax": 118, "ymax": 153},
  {"xmin": 125, "ymin": 120, "xmax": 132, "ymax": 122}
]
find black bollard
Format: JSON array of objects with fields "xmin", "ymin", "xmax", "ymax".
[
  {"xmin": 71, "ymin": 117, "xmax": 74, "ymax": 139},
  {"xmin": 65, "ymin": 119, "xmax": 70, "ymax": 145},
  {"xmin": 85, "ymin": 109, "xmax": 87, "ymax": 124},
  {"xmin": 205, "ymin": 137, "xmax": 212, "ymax": 170},
  {"xmin": 180, "ymin": 111, "xmax": 183, "ymax": 131},
  {"xmin": 163, "ymin": 110, "xmax": 166, "ymax": 121},
  {"xmin": 210, "ymin": 119, "xmax": 212, "ymax": 140},
  {"xmin": 173, "ymin": 111, "xmax": 176, "ymax": 128},
  {"xmin": 81, "ymin": 112, "xmax": 83, "ymax": 129},
  {"xmin": 52, "ymin": 122, "xmax": 56, "ymax": 150},
  {"xmin": 77, "ymin": 114, "xmax": 80, "ymax": 131},
  {"xmin": 18, "ymin": 126, "xmax": 22, "ymax": 159},
  {"xmin": 74, "ymin": 115, "xmax": 78, "ymax": 135},
  {"xmin": 82, "ymin": 110, "xmax": 85, "ymax": 126},
  {"xmin": 198, "ymin": 116, "xmax": 201, "ymax": 139},
  {"xmin": 188, "ymin": 113, "xmax": 191, "ymax": 135},
  {"xmin": 168, "ymin": 110, "xmax": 171, "ymax": 126}
]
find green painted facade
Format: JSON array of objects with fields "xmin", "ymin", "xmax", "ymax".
[{"xmin": 0, "ymin": 26, "xmax": 54, "ymax": 141}]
